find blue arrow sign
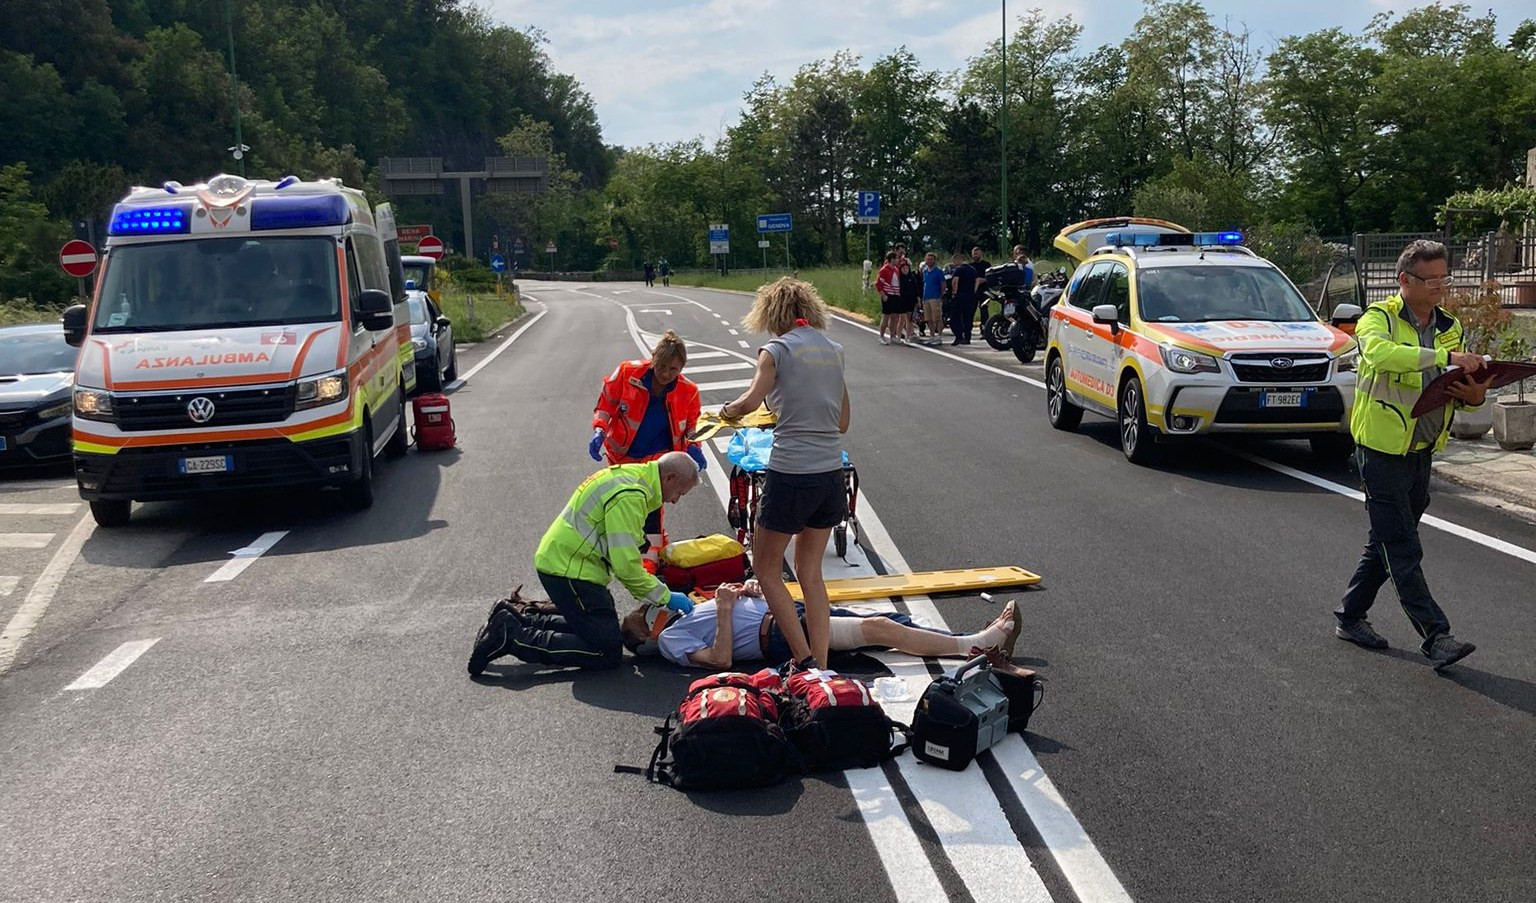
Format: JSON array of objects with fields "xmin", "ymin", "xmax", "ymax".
[
  {"xmin": 756, "ymin": 213, "xmax": 793, "ymax": 233},
  {"xmin": 857, "ymin": 191, "xmax": 881, "ymax": 218},
  {"xmin": 490, "ymin": 254, "xmax": 506, "ymax": 273}
]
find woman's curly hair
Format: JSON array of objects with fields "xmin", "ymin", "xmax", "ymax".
[{"xmin": 743, "ymin": 277, "xmax": 829, "ymax": 335}]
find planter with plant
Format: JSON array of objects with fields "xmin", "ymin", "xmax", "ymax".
[
  {"xmin": 1492, "ymin": 325, "xmax": 1536, "ymax": 451},
  {"xmin": 1441, "ymin": 281, "xmax": 1508, "ymax": 440}
]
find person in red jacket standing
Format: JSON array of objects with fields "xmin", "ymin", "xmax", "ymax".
[{"xmin": 590, "ymin": 329, "xmax": 706, "ymax": 570}]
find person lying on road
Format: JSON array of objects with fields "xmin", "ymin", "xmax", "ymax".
[{"xmin": 617, "ymin": 579, "xmax": 1021, "ymax": 671}]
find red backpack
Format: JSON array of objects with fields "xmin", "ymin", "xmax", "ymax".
[
  {"xmin": 412, "ymin": 393, "xmax": 457, "ymax": 451},
  {"xmin": 624, "ymin": 671, "xmax": 799, "ymax": 791},
  {"xmin": 780, "ymin": 669, "xmax": 909, "ymax": 771}
]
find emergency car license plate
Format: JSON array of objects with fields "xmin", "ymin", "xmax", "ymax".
[
  {"xmin": 1260, "ymin": 391, "xmax": 1306, "ymax": 408},
  {"xmin": 179, "ymin": 454, "xmax": 233, "ymax": 474}
]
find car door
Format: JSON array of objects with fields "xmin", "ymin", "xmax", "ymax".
[
  {"xmin": 1316, "ymin": 256, "xmax": 1365, "ymax": 335},
  {"xmin": 1056, "ymin": 261, "xmax": 1117, "ymax": 412}
]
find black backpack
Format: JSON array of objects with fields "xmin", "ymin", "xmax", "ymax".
[{"xmin": 618, "ymin": 672, "xmax": 798, "ymax": 791}]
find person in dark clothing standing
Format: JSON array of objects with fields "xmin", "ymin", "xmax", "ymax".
[
  {"xmin": 896, "ymin": 258, "xmax": 921, "ymax": 345},
  {"xmin": 947, "ymin": 252, "xmax": 978, "ymax": 344}
]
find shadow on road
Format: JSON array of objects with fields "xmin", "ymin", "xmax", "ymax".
[{"xmin": 1439, "ymin": 665, "xmax": 1536, "ymax": 718}]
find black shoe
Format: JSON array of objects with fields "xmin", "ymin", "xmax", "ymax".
[
  {"xmin": 949, "ymin": 339, "xmax": 962, "ymax": 346},
  {"xmin": 468, "ymin": 608, "xmax": 519, "ymax": 677},
  {"xmin": 1335, "ymin": 619, "xmax": 1388, "ymax": 649},
  {"xmin": 1424, "ymin": 634, "xmax": 1476, "ymax": 671},
  {"xmin": 778, "ymin": 655, "xmax": 817, "ymax": 679}
]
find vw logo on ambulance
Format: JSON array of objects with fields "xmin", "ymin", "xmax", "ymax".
[{"xmin": 186, "ymin": 397, "xmax": 216, "ymax": 424}]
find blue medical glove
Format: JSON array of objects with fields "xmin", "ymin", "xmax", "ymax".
[
  {"xmin": 665, "ymin": 592, "xmax": 695, "ymax": 616},
  {"xmin": 686, "ymin": 444, "xmax": 707, "ymax": 472},
  {"xmin": 588, "ymin": 429, "xmax": 605, "ymax": 462}
]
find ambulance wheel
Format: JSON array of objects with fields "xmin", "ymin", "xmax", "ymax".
[
  {"xmin": 384, "ymin": 383, "xmax": 409, "ymax": 458},
  {"xmin": 834, "ymin": 523, "xmax": 847, "ymax": 559},
  {"xmin": 1117, "ymin": 376, "xmax": 1159, "ymax": 465},
  {"xmin": 1046, "ymin": 355, "xmax": 1083, "ymax": 431},
  {"xmin": 1310, "ymin": 433, "xmax": 1354, "ymax": 462},
  {"xmin": 343, "ymin": 425, "xmax": 376, "ymax": 510},
  {"xmin": 982, "ymin": 315, "xmax": 1011, "ymax": 350},
  {"xmin": 89, "ymin": 499, "xmax": 131, "ymax": 528}
]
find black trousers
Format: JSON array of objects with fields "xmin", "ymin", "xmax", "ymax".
[
  {"xmin": 1337, "ymin": 446, "xmax": 1451, "ymax": 650},
  {"xmin": 949, "ymin": 297, "xmax": 977, "ymax": 341},
  {"xmin": 504, "ymin": 572, "xmax": 624, "ymax": 670}
]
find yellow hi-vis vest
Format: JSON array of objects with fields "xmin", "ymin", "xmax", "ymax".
[
  {"xmin": 1350, "ymin": 294, "xmax": 1478, "ymax": 455},
  {"xmin": 534, "ymin": 462, "xmax": 670, "ymax": 607}
]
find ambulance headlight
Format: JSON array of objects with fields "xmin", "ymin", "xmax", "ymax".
[
  {"xmin": 74, "ymin": 388, "xmax": 115, "ymax": 421},
  {"xmin": 296, "ymin": 371, "xmax": 348, "ymax": 410},
  {"xmin": 1160, "ymin": 345, "xmax": 1221, "ymax": 374},
  {"xmin": 1335, "ymin": 345, "xmax": 1360, "ymax": 373}
]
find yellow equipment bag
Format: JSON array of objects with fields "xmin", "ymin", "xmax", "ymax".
[{"xmin": 661, "ymin": 534, "xmax": 746, "ymax": 568}]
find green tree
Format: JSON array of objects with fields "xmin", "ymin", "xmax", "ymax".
[{"xmin": 0, "ymin": 165, "xmax": 74, "ymax": 304}]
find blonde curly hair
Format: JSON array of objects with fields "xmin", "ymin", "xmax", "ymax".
[{"xmin": 743, "ymin": 277, "xmax": 829, "ymax": 335}]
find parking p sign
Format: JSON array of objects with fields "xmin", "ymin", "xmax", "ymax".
[{"xmin": 856, "ymin": 190, "xmax": 880, "ymax": 225}]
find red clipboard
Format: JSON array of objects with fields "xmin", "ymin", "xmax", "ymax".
[{"xmin": 1409, "ymin": 359, "xmax": 1536, "ymax": 418}]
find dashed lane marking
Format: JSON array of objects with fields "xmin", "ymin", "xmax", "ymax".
[
  {"xmin": 63, "ymin": 638, "xmax": 160, "ymax": 690},
  {"xmin": 0, "ymin": 513, "xmax": 94, "ymax": 676},
  {"xmin": 737, "ymin": 340, "xmax": 750, "ymax": 348},
  {"xmin": 692, "ymin": 379, "xmax": 753, "ymax": 394},
  {"xmin": 727, "ymin": 328, "xmax": 740, "ymax": 335},
  {"xmin": 0, "ymin": 503, "xmax": 81, "ymax": 516},
  {"xmin": 0, "ymin": 534, "xmax": 54, "ymax": 549},
  {"xmin": 204, "ymin": 531, "xmax": 289, "ymax": 583}
]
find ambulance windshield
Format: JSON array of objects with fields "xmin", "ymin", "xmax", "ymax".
[
  {"xmin": 1136, "ymin": 266, "xmax": 1316, "ymax": 323},
  {"xmin": 94, "ymin": 237, "xmax": 340, "ymax": 332}
]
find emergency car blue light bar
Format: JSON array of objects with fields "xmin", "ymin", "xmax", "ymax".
[
  {"xmin": 250, "ymin": 195, "xmax": 350, "ymax": 230},
  {"xmin": 109, "ymin": 205, "xmax": 190, "ymax": 235},
  {"xmin": 1105, "ymin": 232, "xmax": 1188, "ymax": 247},
  {"xmin": 1192, "ymin": 231, "xmax": 1243, "ymax": 245}
]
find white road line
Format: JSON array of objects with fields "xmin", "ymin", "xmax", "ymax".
[
  {"xmin": 0, "ymin": 534, "xmax": 54, "ymax": 549},
  {"xmin": 683, "ymin": 362, "xmax": 755, "ymax": 375},
  {"xmin": 689, "ymin": 351, "xmax": 730, "ymax": 360},
  {"xmin": 204, "ymin": 531, "xmax": 289, "ymax": 583},
  {"xmin": 737, "ymin": 340, "xmax": 750, "ymax": 348},
  {"xmin": 0, "ymin": 513, "xmax": 95, "ymax": 676},
  {"xmin": 693, "ymin": 379, "xmax": 753, "ymax": 393},
  {"xmin": 63, "ymin": 638, "xmax": 161, "ymax": 691},
  {"xmin": 445, "ymin": 304, "xmax": 549, "ymax": 391},
  {"xmin": 727, "ymin": 328, "xmax": 740, "ymax": 335},
  {"xmin": 845, "ymin": 767, "xmax": 950, "ymax": 903},
  {"xmin": 0, "ymin": 503, "xmax": 81, "ymax": 516},
  {"xmin": 0, "ymin": 576, "xmax": 17, "ymax": 597}
]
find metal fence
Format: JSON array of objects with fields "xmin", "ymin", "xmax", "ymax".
[{"xmin": 1347, "ymin": 230, "xmax": 1536, "ymax": 308}]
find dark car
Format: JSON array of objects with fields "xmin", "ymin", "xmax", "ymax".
[
  {"xmin": 408, "ymin": 293, "xmax": 456, "ymax": 392},
  {"xmin": 0, "ymin": 324, "xmax": 77, "ymax": 465}
]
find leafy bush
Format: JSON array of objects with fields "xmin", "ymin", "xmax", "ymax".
[{"xmin": 1441, "ymin": 280, "xmax": 1511, "ymax": 355}]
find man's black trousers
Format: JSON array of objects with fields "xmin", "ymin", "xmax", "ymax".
[
  {"xmin": 1336, "ymin": 445, "xmax": 1451, "ymax": 650},
  {"xmin": 505, "ymin": 572, "xmax": 624, "ymax": 669}
]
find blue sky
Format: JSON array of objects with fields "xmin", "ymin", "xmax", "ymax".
[{"xmin": 483, "ymin": 1, "xmax": 1533, "ymax": 149}]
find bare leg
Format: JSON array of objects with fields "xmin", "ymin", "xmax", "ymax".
[
  {"xmin": 751, "ymin": 527, "xmax": 812, "ymax": 665},
  {"xmin": 792, "ymin": 525, "xmax": 836, "ymax": 667},
  {"xmin": 850, "ymin": 605, "xmax": 1017, "ymax": 658}
]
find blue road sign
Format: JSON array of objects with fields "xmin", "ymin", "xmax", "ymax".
[
  {"xmin": 708, "ymin": 224, "xmax": 730, "ymax": 242},
  {"xmin": 757, "ymin": 213, "xmax": 793, "ymax": 233},
  {"xmin": 857, "ymin": 191, "xmax": 881, "ymax": 218},
  {"xmin": 490, "ymin": 254, "xmax": 506, "ymax": 273}
]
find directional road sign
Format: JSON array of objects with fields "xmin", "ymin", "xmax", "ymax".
[
  {"xmin": 756, "ymin": 213, "xmax": 793, "ymax": 233},
  {"xmin": 490, "ymin": 254, "xmax": 506, "ymax": 273},
  {"xmin": 545, "ymin": 241, "xmax": 557, "ymax": 254},
  {"xmin": 415, "ymin": 235, "xmax": 445, "ymax": 260},
  {"xmin": 397, "ymin": 224, "xmax": 433, "ymax": 244},
  {"xmin": 708, "ymin": 222, "xmax": 730, "ymax": 255},
  {"xmin": 59, "ymin": 240, "xmax": 97, "ymax": 277},
  {"xmin": 856, "ymin": 190, "xmax": 880, "ymax": 225}
]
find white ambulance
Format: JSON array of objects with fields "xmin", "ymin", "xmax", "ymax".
[{"xmin": 63, "ymin": 174, "xmax": 418, "ymax": 526}]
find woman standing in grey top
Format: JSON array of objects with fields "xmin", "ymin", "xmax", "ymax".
[{"xmin": 721, "ymin": 278, "xmax": 851, "ymax": 670}]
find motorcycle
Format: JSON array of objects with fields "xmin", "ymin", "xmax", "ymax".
[
  {"xmin": 980, "ymin": 263, "xmax": 1033, "ymax": 353},
  {"xmin": 1006, "ymin": 267, "xmax": 1068, "ymax": 364}
]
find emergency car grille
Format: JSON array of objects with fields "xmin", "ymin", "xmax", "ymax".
[
  {"xmin": 0, "ymin": 409, "xmax": 27, "ymax": 428},
  {"xmin": 1216, "ymin": 387, "xmax": 1346, "ymax": 424},
  {"xmin": 114, "ymin": 386, "xmax": 296, "ymax": 431},
  {"xmin": 1229, "ymin": 354, "xmax": 1331, "ymax": 383}
]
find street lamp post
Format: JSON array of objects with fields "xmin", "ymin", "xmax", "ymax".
[
  {"xmin": 1000, "ymin": 0, "xmax": 1009, "ymax": 257},
  {"xmin": 224, "ymin": 0, "xmax": 246, "ymax": 176}
]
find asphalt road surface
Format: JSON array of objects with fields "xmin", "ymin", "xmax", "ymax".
[{"xmin": 2, "ymin": 280, "xmax": 1533, "ymax": 903}]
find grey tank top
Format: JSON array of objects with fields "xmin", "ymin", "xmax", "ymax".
[{"xmin": 763, "ymin": 326, "xmax": 846, "ymax": 473}]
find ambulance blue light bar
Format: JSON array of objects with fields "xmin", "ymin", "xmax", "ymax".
[
  {"xmin": 109, "ymin": 205, "xmax": 191, "ymax": 235},
  {"xmin": 250, "ymin": 195, "xmax": 351, "ymax": 230}
]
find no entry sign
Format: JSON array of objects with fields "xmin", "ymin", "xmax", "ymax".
[
  {"xmin": 415, "ymin": 235, "xmax": 445, "ymax": 260},
  {"xmin": 59, "ymin": 240, "xmax": 98, "ymax": 277}
]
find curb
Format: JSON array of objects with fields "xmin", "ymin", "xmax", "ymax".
[{"xmin": 1431, "ymin": 464, "xmax": 1536, "ymax": 522}]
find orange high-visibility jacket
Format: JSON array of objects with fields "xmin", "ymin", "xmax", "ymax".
[{"xmin": 592, "ymin": 360, "xmax": 702, "ymax": 463}]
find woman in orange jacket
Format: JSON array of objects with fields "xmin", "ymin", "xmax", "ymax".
[{"xmin": 589, "ymin": 330, "xmax": 706, "ymax": 569}]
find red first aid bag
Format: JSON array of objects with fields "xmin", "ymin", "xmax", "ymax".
[
  {"xmin": 412, "ymin": 393, "xmax": 456, "ymax": 451},
  {"xmin": 658, "ymin": 534, "xmax": 748, "ymax": 593},
  {"xmin": 781, "ymin": 669, "xmax": 909, "ymax": 771},
  {"xmin": 626, "ymin": 671, "xmax": 798, "ymax": 790}
]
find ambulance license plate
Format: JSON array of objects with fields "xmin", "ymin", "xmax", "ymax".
[
  {"xmin": 179, "ymin": 455, "xmax": 233, "ymax": 474},
  {"xmin": 1260, "ymin": 391, "xmax": 1305, "ymax": 408}
]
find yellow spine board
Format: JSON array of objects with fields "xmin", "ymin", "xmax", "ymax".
[{"xmin": 784, "ymin": 566, "xmax": 1041, "ymax": 604}]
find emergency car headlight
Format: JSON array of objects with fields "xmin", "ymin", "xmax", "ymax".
[
  {"xmin": 73, "ymin": 389, "xmax": 114, "ymax": 421},
  {"xmin": 38, "ymin": 399, "xmax": 74, "ymax": 421},
  {"xmin": 296, "ymin": 371, "xmax": 348, "ymax": 410},
  {"xmin": 1161, "ymin": 346, "xmax": 1221, "ymax": 374},
  {"xmin": 1335, "ymin": 346, "xmax": 1360, "ymax": 372}
]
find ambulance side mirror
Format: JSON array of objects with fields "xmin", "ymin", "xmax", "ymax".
[
  {"xmin": 62, "ymin": 304, "xmax": 89, "ymax": 347},
  {"xmin": 357, "ymin": 288, "xmax": 394, "ymax": 331}
]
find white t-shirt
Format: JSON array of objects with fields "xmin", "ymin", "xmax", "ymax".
[{"xmin": 657, "ymin": 598, "xmax": 771, "ymax": 666}]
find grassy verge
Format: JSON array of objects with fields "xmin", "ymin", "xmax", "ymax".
[
  {"xmin": 671, "ymin": 268, "xmax": 880, "ymax": 321},
  {"xmin": 0, "ymin": 300, "xmax": 68, "ymax": 327},
  {"xmin": 438, "ymin": 283, "xmax": 524, "ymax": 343}
]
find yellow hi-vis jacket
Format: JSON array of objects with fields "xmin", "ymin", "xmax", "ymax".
[
  {"xmin": 1350, "ymin": 294, "xmax": 1481, "ymax": 455},
  {"xmin": 534, "ymin": 462, "xmax": 670, "ymax": 607}
]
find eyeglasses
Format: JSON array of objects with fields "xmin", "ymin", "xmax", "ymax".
[{"xmin": 1404, "ymin": 271, "xmax": 1454, "ymax": 288}]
